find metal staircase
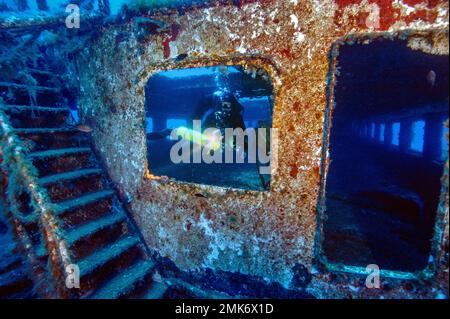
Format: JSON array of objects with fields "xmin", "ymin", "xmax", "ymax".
[
  {"xmin": 0, "ymin": 63, "xmax": 171, "ymax": 299},
  {"xmin": 0, "ymin": 213, "xmax": 35, "ymax": 299}
]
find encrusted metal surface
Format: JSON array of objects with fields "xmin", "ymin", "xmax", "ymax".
[{"xmin": 77, "ymin": 0, "xmax": 449, "ymax": 297}]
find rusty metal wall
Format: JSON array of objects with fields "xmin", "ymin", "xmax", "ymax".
[{"xmin": 76, "ymin": 0, "xmax": 449, "ymax": 295}]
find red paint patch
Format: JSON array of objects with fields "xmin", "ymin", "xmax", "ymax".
[
  {"xmin": 335, "ymin": 0, "xmax": 363, "ymax": 6},
  {"xmin": 289, "ymin": 164, "xmax": 299, "ymax": 178},
  {"xmin": 293, "ymin": 102, "xmax": 309, "ymax": 112},
  {"xmin": 404, "ymin": 9, "xmax": 438, "ymax": 24},
  {"xmin": 279, "ymin": 46, "xmax": 293, "ymax": 59},
  {"xmin": 373, "ymin": 0, "xmax": 403, "ymax": 30},
  {"xmin": 162, "ymin": 24, "xmax": 182, "ymax": 59},
  {"xmin": 427, "ymin": 0, "xmax": 441, "ymax": 7},
  {"xmin": 403, "ymin": 0, "xmax": 421, "ymax": 5},
  {"xmin": 313, "ymin": 166, "xmax": 321, "ymax": 178},
  {"xmin": 369, "ymin": 0, "xmax": 439, "ymax": 30},
  {"xmin": 334, "ymin": 0, "xmax": 441, "ymax": 31},
  {"xmin": 402, "ymin": 0, "xmax": 425, "ymax": 6}
]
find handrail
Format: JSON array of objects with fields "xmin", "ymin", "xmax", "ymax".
[{"xmin": 0, "ymin": 109, "xmax": 75, "ymax": 298}]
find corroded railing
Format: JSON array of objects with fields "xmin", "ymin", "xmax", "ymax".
[
  {"xmin": 0, "ymin": 0, "xmax": 110, "ymax": 29},
  {"xmin": 0, "ymin": 109, "xmax": 75, "ymax": 298}
]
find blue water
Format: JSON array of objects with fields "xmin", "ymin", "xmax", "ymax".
[
  {"xmin": 410, "ymin": 120, "xmax": 425, "ymax": 153},
  {"xmin": 379, "ymin": 123, "xmax": 385, "ymax": 142},
  {"xmin": 0, "ymin": 0, "xmax": 196, "ymax": 15},
  {"xmin": 392, "ymin": 122, "xmax": 400, "ymax": 146},
  {"xmin": 442, "ymin": 124, "xmax": 449, "ymax": 161}
]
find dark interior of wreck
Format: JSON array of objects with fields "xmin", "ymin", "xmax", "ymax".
[{"xmin": 324, "ymin": 39, "xmax": 449, "ymax": 272}]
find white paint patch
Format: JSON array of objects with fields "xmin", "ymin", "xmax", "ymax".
[
  {"xmin": 290, "ymin": 14, "xmax": 299, "ymax": 29},
  {"xmin": 294, "ymin": 31, "xmax": 306, "ymax": 44},
  {"xmin": 158, "ymin": 226, "xmax": 168, "ymax": 239},
  {"xmin": 296, "ymin": 236, "xmax": 305, "ymax": 248},
  {"xmin": 197, "ymin": 213, "xmax": 243, "ymax": 265},
  {"xmin": 394, "ymin": 0, "xmax": 417, "ymax": 15},
  {"xmin": 192, "ymin": 34, "xmax": 202, "ymax": 43},
  {"xmin": 191, "ymin": 34, "xmax": 206, "ymax": 54},
  {"xmin": 365, "ymin": 2, "xmax": 380, "ymax": 30},
  {"xmin": 205, "ymin": 9, "xmax": 212, "ymax": 22},
  {"xmin": 252, "ymin": 30, "xmax": 260, "ymax": 39},
  {"xmin": 269, "ymin": 9, "xmax": 278, "ymax": 20},
  {"xmin": 169, "ymin": 42, "xmax": 178, "ymax": 59},
  {"xmin": 436, "ymin": 6, "xmax": 450, "ymax": 28},
  {"xmin": 237, "ymin": 41, "xmax": 247, "ymax": 54}
]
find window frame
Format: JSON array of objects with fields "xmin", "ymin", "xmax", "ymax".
[
  {"xmin": 315, "ymin": 31, "xmax": 449, "ymax": 280},
  {"xmin": 138, "ymin": 56, "xmax": 280, "ymax": 194}
]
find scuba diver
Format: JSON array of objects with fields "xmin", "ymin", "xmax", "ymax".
[
  {"xmin": 192, "ymin": 89, "xmax": 246, "ymax": 136},
  {"xmin": 147, "ymin": 89, "xmax": 270, "ymax": 190},
  {"xmin": 147, "ymin": 89, "xmax": 245, "ymax": 143}
]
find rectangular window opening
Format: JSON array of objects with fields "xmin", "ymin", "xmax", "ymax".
[
  {"xmin": 379, "ymin": 123, "xmax": 386, "ymax": 142},
  {"xmin": 370, "ymin": 122, "xmax": 376, "ymax": 139},
  {"xmin": 322, "ymin": 37, "xmax": 449, "ymax": 272},
  {"xmin": 145, "ymin": 65, "xmax": 274, "ymax": 191},
  {"xmin": 392, "ymin": 122, "xmax": 401, "ymax": 146},
  {"xmin": 410, "ymin": 120, "xmax": 426, "ymax": 153},
  {"xmin": 145, "ymin": 117, "xmax": 153, "ymax": 133}
]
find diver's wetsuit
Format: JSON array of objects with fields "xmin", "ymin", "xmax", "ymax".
[
  {"xmin": 191, "ymin": 91, "xmax": 246, "ymax": 134},
  {"xmin": 147, "ymin": 128, "xmax": 172, "ymax": 141}
]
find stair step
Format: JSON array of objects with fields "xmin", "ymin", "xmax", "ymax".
[
  {"xmin": 0, "ymin": 268, "xmax": 33, "ymax": 299},
  {"xmin": 0, "ymin": 238, "xmax": 17, "ymax": 258},
  {"xmin": 0, "ymin": 81, "xmax": 59, "ymax": 93},
  {"xmin": 38, "ymin": 168, "xmax": 103, "ymax": 186},
  {"xmin": 65, "ymin": 212, "xmax": 126, "ymax": 246},
  {"xmin": 0, "ymin": 268, "xmax": 28, "ymax": 286},
  {"xmin": 30, "ymin": 147, "xmax": 95, "ymax": 178},
  {"xmin": 90, "ymin": 260, "xmax": 155, "ymax": 299},
  {"xmin": 15, "ymin": 128, "xmax": 87, "ymax": 153},
  {"xmin": 28, "ymin": 69, "xmax": 59, "ymax": 88},
  {"xmin": 0, "ymin": 233, "xmax": 21, "ymax": 274},
  {"xmin": 144, "ymin": 281, "xmax": 168, "ymax": 299},
  {"xmin": 14, "ymin": 127, "xmax": 78, "ymax": 135},
  {"xmin": 0, "ymin": 105, "xmax": 69, "ymax": 112},
  {"xmin": 54, "ymin": 190, "xmax": 115, "ymax": 215},
  {"xmin": 28, "ymin": 147, "xmax": 91, "ymax": 159},
  {"xmin": 78, "ymin": 236, "xmax": 140, "ymax": 278},
  {"xmin": 4, "ymin": 106, "xmax": 69, "ymax": 129},
  {"xmin": 0, "ymin": 255, "xmax": 22, "ymax": 276},
  {"xmin": 28, "ymin": 68, "xmax": 53, "ymax": 76},
  {"xmin": 44, "ymin": 171, "xmax": 105, "ymax": 203},
  {"xmin": 0, "ymin": 81, "xmax": 60, "ymax": 106}
]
